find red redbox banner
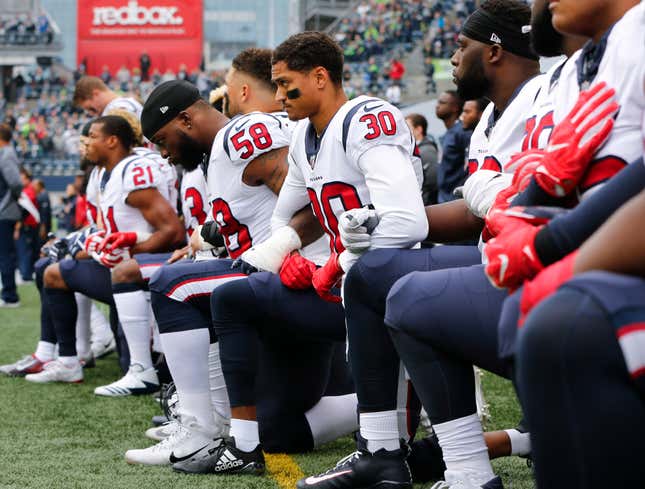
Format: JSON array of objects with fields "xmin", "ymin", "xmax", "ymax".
[{"xmin": 77, "ymin": 0, "xmax": 203, "ymax": 76}]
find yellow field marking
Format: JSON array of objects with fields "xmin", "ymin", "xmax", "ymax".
[{"xmin": 265, "ymin": 452, "xmax": 305, "ymax": 489}]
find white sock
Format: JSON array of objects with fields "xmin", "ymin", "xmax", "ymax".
[
  {"xmin": 74, "ymin": 293, "xmax": 92, "ymax": 359},
  {"xmin": 58, "ymin": 355, "xmax": 79, "ymax": 367},
  {"xmin": 433, "ymin": 413, "xmax": 495, "ymax": 485},
  {"xmin": 230, "ymin": 418, "xmax": 260, "ymax": 452},
  {"xmin": 90, "ymin": 302, "xmax": 113, "ymax": 343},
  {"xmin": 360, "ymin": 410, "xmax": 400, "ymax": 453},
  {"xmin": 113, "ymin": 290, "xmax": 153, "ymax": 369},
  {"xmin": 160, "ymin": 329, "xmax": 215, "ymax": 433},
  {"xmin": 151, "ymin": 320, "xmax": 163, "ymax": 353},
  {"xmin": 504, "ymin": 428, "xmax": 531, "ymax": 456},
  {"xmin": 208, "ymin": 342, "xmax": 231, "ymax": 422},
  {"xmin": 35, "ymin": 341, "xmax": 56, "ymax": 362},
  {"xmin": 306, "ymin": 394, "xmax": 359, "ymax": 448}
]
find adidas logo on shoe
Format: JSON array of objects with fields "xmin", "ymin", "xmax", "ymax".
[{"xmin": 214, "ymin": 449, "xmax": 244, "ymax": 472}]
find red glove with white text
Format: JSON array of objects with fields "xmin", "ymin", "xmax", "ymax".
[
  {"xmin": 532, "ymin": 82, "xmax": 618, "ymax": 197},
  {"xmin": 312, "ymin": 253, "xmax": 343, "ymax": 303},
  {"xmin": 279, "ymin": 251, "xmax": 317, "ymax": 290},
  {"xmin": 518, "ymin": 251, "xmax": 577, "ymax": 326}
]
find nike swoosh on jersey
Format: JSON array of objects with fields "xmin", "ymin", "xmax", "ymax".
[
  {"xmin": 169, "ymin": 444, "xmax": 209, "ymax": 463},
  {"xmin": 363, "ymin": 103, "xmax": 384, "ymax": 112},
  {"xmin": 304, "ymin": 470, "xmax": 353, "ymax": 485},
  {"xmin": 234, "ymin": 119, "xmax": 250, "ymax": 131}
]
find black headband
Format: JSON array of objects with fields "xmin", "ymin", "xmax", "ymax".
[{"xmin": 462, "ymin": 8, "xmax": 538, "ymax": 61}]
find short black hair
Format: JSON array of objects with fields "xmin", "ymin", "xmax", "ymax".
[
  {"xmin": 272, "ymin": 31, "xmax": 344, "ymax": 86},
  {"xmin": 233, "ymin": 48, "xmax": 275, "ymax": 91},
  {"xmin": 405, "ymin": 113, "xmax": 428, "ymax": 136},
  {"xmin": 92, "ymin": 115, "xmax": 136, "ymax": 150},
  {"xmin": 0, "ymin": 123, "xmax": 12, "ymax": 143},
  {"xmin": 480, "ymin": 0, "xmax": 532, "ymax": 31},
  {"xmin": 467, "ymin": 97, "xmax": 489, "ymax": 113},
  {"xmin": 445, "ymin": 90, "xmax": 465, "ymax": 113}
]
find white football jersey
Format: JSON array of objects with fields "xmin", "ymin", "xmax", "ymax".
[
  {"xmin": 468, "ymin": 74, "xmax": 545, "ymax": 174},
  {"xmin": 102, "ymin": 96, "xmax": 143, "ymax": 118},
  {"xmin": 133, "ymin": 146, "xmax": 178, "ymax": 205},
  {"xmin": 552, "ymin": 2, "xmax": 645, "ymax": 194},
  {"xmin": 285, "ymin": 95, "xmax": 426, "ymax": 254},
  {"xmin": 207, "ymin": 111, "xmax": 291, "ymax": 259},
  {"xmin": 519, "ymin": 58, "xmax": 570, "ymax": 154},
  {"xmin": 180, "ymin": 166, "xmax": 209, "ymax": 236},
  {"xmin": 98, "ymin": 153, "xmax": 165, "ymax": 234},
  {"xmin": 85, "ymin": 166, "xmax": 101, "ymax": 226}
]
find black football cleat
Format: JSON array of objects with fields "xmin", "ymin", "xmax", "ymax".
[
  {"xmin": 175, "ymin": 437, "xmax": 265, "ymax": 475},
  {"xmin": 296, "ymin": 446, "xmax": 412, "ymax": 489}
]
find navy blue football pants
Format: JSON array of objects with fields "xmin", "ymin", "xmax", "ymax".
[
  {"xmin": 343, "ymin": 246, "xmax": 483, "ymax": 414},
  {"xmin": 516, "ymin": 272, "xmax": 645, "ymax": 489},
  {"xmin": 384, "ymin": 262, "xmax": 508, "ymax": 424},
  {"xmin": 151, "ymin": 261, "xmax": 353, "ymax": 452}
]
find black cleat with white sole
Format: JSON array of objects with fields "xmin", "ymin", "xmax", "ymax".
[
  {"xmin": 174, "ymin": 437, "xmax": 265, "ymax": 476},
  {"xmin": 296, "ymin": 446, "xmax": 412, "ymax": 489}
]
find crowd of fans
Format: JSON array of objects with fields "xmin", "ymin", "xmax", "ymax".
[
  {"xmin": 335, "ymin": 0, "xmax": 477, "ymax": 99},
  {"xmin": 0, "ymin": 64, "xmax": 226, "ymax": 162},
  {"xmin": 0, "ymin": 12, "xmax": 54, "ymax": 46}
]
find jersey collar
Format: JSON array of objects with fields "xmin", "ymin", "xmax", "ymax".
[{"xmin": 576, "ymin": 23, "xmax": 614, "ymax": 89}]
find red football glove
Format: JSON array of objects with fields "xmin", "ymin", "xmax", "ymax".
[
  {"xmin": 481, "ymin": 151, "xmax": 543, "ymax": 242},
  {"xmin": 98, "ymin": 232, "xmax": 139, "ymax": 253},
  {"xmin": 95, "ymin": 247, "xmax": 131, "ymax": 269},
  {"xmin": 518, "ymin": 251, "xmax": 577, "ymax": 326},
  {"xmin": 84, "ymin": 230, "xmax": 106, "ymax": 254},
  {"xmin": 533, "ymin": 82, "xmax": 618, "ymax": 197},
  {"xmin": 312, "ymin": 253, "xmax": 343, "ymax": 303},
  {"xmin": 279, "ymin": 252, "xmax": 316, "ymax": 290}
]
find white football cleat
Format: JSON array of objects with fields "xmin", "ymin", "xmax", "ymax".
[
  {"xmin": 146, "ymin": 420, "xmax": 181, "ymax": 441},
  {"xmin": 24, "ymin": 360, "xmax": 83, "ymax": 384},
  {"xmin": 126, "ymin": 417, "xmax": 219, "ymax": 466},
  {"xmin": 94, "ymin": 363, "xmax": 159, "ymax": 397},
  {"xmin": 91, "ymin": 336, "xmax": 116, "ymax": 359}
]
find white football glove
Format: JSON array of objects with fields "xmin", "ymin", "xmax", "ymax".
[
  {"xmin": 238, "ymin": 225, "xmax": 302, "ymax": 273},
  {"xmin": 462, "ymin": 170, "xmax": 513, "ymax": 218},
  {"xmin": 338, "ymin": 207, "xmax": 379, "ymax": 254}
]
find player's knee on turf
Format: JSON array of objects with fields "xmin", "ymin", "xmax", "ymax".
[
  {"xmin": 111, "ymin": 258, "xmax": 143, "ymax": 284},
  {"xmin": 259, "ymin": 412, "xmax": 314, "ymax": 453},
  {"xmin": 43, "ymin": 262, "xmax": 68, "ymax": 290}
]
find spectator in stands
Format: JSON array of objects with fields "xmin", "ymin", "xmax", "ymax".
[
  {"xmin": 116, "ymin": 66, "xmax": 131, "ymax": 91},
  {"xmin": 0, "ymin": 124, "xmax": 23, "ymax": 306},
  {"xmin": 139, "ymin": 52, "xmax": 151, "ymax": 81},
  {"xmin": 460, "ymin": 97, "xmax": 488, "ymax": 131},
  {"xmin": 15, "ymin": 167, "xmax": 39, "ymax": 281},
  {"xmin": 32, "ymin": 178, "xmax": 50, "ymax": 244},
  {"xmin": 99, "ymin": 66, "xmax": 111, "ymax": 85},
  {"xmin": 435, "ymin": 90, "xmax": 470, "ymax": 203},
  {"xmin": 406, "ymin": 113, "xmax": 439, "ymax": 206},
  {"xmin": 389, "ymin": 57, "xmax": 406, "ymax": 85}
]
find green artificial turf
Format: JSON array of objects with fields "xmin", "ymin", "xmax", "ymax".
[{"xmin": 0, "ymin": 284, "xmax": 535, "ymax": 489}]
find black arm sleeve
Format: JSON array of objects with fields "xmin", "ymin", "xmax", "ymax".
[
  {"xmin": 200, "ymin": 221, "xmax": 225, "ymax": 248},
  {"xmin": 511, "ymin": 179, "xmax": 565, "ymax": 207},
  {"xmin": 535, "ymin": 158, "xmax": 645, "ymax": 266}
]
